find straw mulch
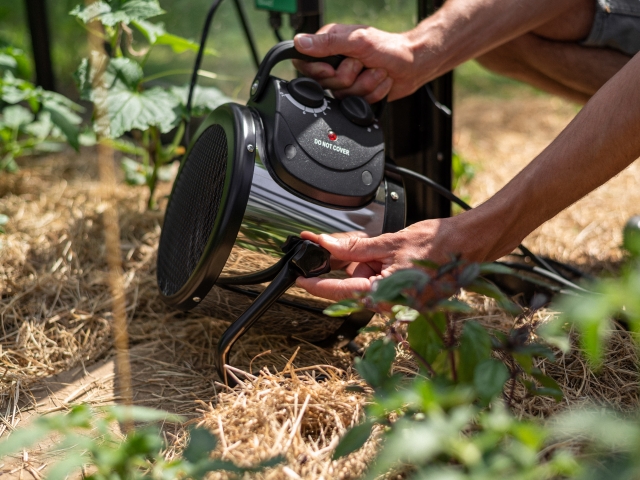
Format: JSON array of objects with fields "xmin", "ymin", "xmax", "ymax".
[{"xmin": 1, "ymin": 90, "xmax": 640, "ymax": 478}]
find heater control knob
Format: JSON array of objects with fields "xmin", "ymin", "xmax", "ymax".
[
  {"xmin": 287, "ymin": 77, "xmax": 325, "ymax": 108},
  {"xmin": 340, "ymin": 96, "xmax": 375, "ymax": 127}
]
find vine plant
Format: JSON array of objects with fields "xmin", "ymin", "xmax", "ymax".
[{"xmin": 71, "ymin": 0, "xmax": 230, "ymax": 208}]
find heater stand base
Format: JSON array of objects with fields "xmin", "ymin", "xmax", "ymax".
[{"xmin": 217, "ymin": 237, "xmax": 331, "ymax": 386}]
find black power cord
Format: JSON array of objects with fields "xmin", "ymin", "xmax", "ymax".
[
  {"xmin": 186, "ymin": 0, "xmax": 263, "ymax": 145},
  {"xmin": 384, "ymin": 163, "xmax": 592, "ymax": 294}
]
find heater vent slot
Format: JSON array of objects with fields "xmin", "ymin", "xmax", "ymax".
[{"xmin": 157, "ymin": 124, "xmax": 228, "ymax": 297}]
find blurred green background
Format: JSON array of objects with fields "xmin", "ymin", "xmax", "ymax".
[{"xmin": 0, "ymin": 0, "xmax": 534, "ymax": 101}]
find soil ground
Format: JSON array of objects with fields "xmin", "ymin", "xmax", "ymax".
[{"xmin": 1, "ymin": 90, "xmax": 639, "ymax": 478}]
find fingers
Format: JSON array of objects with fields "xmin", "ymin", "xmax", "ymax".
[
  {"xmin": 296, "ymin": 276, "xmax": 374, "ymax": 302},
  {"xmin": 331, "ymin": 68, "xmax": 390, "ymax": 101},
  {"xmin": 293, "ymin": 24, "xmax": 369, "ymax": 58},
  {"xmin": 314, "ymin": 233, "xmax": 391, "ymax": 263}
]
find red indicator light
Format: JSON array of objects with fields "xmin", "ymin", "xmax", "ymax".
[{"xmin": 328, "ymin": 131, "xmax": 338, "ymax": 141}]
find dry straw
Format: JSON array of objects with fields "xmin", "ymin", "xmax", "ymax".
[{"xmin": 1, "ymin": 89, "xmax": 639, "ymax": 477}]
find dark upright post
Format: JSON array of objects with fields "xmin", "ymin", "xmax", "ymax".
[
  {"xmin": 24, "ymin": 0, "xmax": 56, "ymax": 91},
  {"xmin": 383, "ymin": 0, "xmax": 453, "ymax": 224},
  {"xmin": 290, "ymin": 0, "xmax": 323, "ymax": 35}
]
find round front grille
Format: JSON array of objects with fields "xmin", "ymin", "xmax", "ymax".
[{"xmin": 157, "ymin": 125, "xmax": 228, "ymax": 297}]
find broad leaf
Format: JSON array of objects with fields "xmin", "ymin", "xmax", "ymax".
[
  {"xmin": 473, "ymin": 358, "xmax": 510, "ymax": 402},
  {"xmin": 71, "ymin": 0, "xmax": 164, "ymax": 26},
  {"xmin": 457, "ymin": 321, "xmax": 492, "ymax": 384},
  {"xmin": 2, "ymin": 105, "xmax": 33, "ymax": 129},
  {"xmin": 323, "ymin": 299, "xmax": 362, "ymax": 317},
  {"xmin": 355, "ymin": 339, "xmax": 396, "ymax": 388},
  {"xmin": 46, "ymin": 452, "xmax": 87, "ymax": 480},
  {"xmin": 332, "ymin": 421, "xmax": 374, "ymax": 459},
  {"xmin": 41, "ymin": 98, "xmax": 81, "ymax": 150},
  {"xmin": 408, "ymin": 313, "xmax": 445, "ymax": 367},
  {"xmin": 457, "ymin": 263, "xmax": 481, "ymax": 287},
  {"xmin": 170, "ymin": 85, "xmax": 231, "ymax": 115},
  {"xmin": 530, "ymin": 369, "xmax": 563, "ymax": 401},
  {"xmin": 106, "ymin": 57, "xmax": 144, "ymax": 89},
  {"xmin": 104, "ymin": 85, "xmax": 180, "ymax": 138},
  {"xmin": 107, "ymin": 405, "xmax": 183, "ymax": 423},
  {"xmin": 133, "ymin": 20, "xmax": 206, "ymax": 54},
  {"xmin": 369, "ymin": 269, "xmax": 430, "ymax": 304},
  {"xmin": 0, "ymin": 423, "xmax": 50, "ymax": 457},
  {"xmin": 184, "ymin": 427, "xmax": 218, "ymax": 464}
]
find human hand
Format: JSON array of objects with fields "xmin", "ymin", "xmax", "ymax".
[
  {"xmin": 296, "ymin": 217, "xmax": 486, "ymax": 301},
  {"xmin": 292, "ymin": 24, "xmax": 421, "ymax": 103}
]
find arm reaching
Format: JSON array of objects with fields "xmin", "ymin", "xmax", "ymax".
[
  {"xmin": 292, "ymin": 0, "xmax": 590, "ymax": 102},
  {"xmin": 297, "ymin": 53, "xmax": 640, "ymax": 301}
]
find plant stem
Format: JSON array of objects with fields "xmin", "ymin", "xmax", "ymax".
[{"xmin": 146, "ymin": 126, "xmax": 161, "ymax": 209}]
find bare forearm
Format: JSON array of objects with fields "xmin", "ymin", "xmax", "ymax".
[
  {"xmin": 407, "ymin": 0, "xmax": 584, "ymax": 83},
  {"xmin": 465, "ymin": 53, "xmax": 640, "ymax": 260}
]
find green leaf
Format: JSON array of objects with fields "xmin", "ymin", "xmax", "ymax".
[
  {"xmin": 466, "ymin": 277, "xmax": 521, "ymax": 315},
  {"xmin": 170, "ymin": 85, "xmax": 230, "ymax": 115},
  {"xmin": 513, "ymin": 343, "xmax": 556, "ymax": 362},
  {"xmin": 42, "ymin": 101, "xmax": 80, "ymax": 150},
  {"xmin": 408, "ymin": 313, "xmax": 445, "ymax": 366},
  {"xmin": 623, "ymin": 216, "xmax": 640, "ymax": 258},
  {"xmin": 106, "ymin": 405, "xmax": 183, "ymax": 424},
  {"xmin": 392, "ymin": 305, "xmax": 420, "ymax": 322},
  {"xmin": 324, "ymin": 299, "xmax": 362, "ymax": 317},
  {"xmin": 106, "ymin": 57, "xmax": 144, "ymax": 90},
  {"xmin": 412, "ymin": 259, "xmax": 440, "ymax": 270},
  {"xmin": 3, "ymin": 105, "xmax": 34, "ymax": 129},
  {"xmin": 184, "ymin": 427, "xmax": 218, "ymax": 464},
  {"xmin": 436, "ymin": 299, "xmax": 473, "ymax": 313},
  {"xmin": 121, "ymin": 157, "xmax": 148, "ymax": 185},
  {"xmin": 355, "ymin": 339, "xmax": 396, "ymax": 388},
  {"xmin": 479, "ymin": 263, "xmax": 516, "ymax": 276},
  {"xmin": 457, "ymin": 321, "xmax": 492, "ymax": 384},
  {"xmin": 71, "ymin": 0, "xmax": 164, "ymax": 26},
  {"xmin": 0, "ymin": 423, "xmax": 50, "ymax": 457},
  {"xmin": 0, "ymin": 47, "xmax": 31, "ymax": 79},
  {"xmin": 74, "ymin": 58, "xmax": 93, "ymax": 101},
  {"xmin": 131, "ymin": 18, "xmax": 166, "ymax": 43},
  {"xmin": 473, "ymin": 358, "xmax": 510, "ymax": 402},
  {"xmin": 530, "ymin": 369, "xmax": 563, "ymax": 401},
  {"xmin": 46, "ymin": 452, "xmax": 87, "ymax": 480},
  {"xmin": 332, "ymin": 421, "xmax": 374, "ymax": 459},
  {"xmin": 458, "ymin": 263, "xmax": 481, "ymax": 287},
  {"xmin": 103, "ymin": 86, "xmax": 180, "ymax": 138},
  {"xmin": 369, "ymin": 268, "xmax": 430, "ymax": 304}
]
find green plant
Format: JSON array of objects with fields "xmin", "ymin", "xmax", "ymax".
[
  {"xmin": 0, "ymin": 47, "xmax": 82, "ymax": 173},
  {"xmin": 71, "ymin": 0, "xmax": 230, "ymax": 208},
  {"xmin": 0, "ymin": 404, "xmax": 280, "ymax": 479},
  {"xmin": 326, "ymin": 259, "xmax": 572, "ymax": 478}
]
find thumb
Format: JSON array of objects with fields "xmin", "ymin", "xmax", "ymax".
[
  {"xmin": 315, "ymin": 233, "xmax": 390, "ymax": 263},
  {"xmin": 294, "ymin": 25, "xmax": 365, "ymax": 58}
]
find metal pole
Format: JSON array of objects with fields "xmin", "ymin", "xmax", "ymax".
[
  {"xmin": 24, "ymin": 0, "xmax": 56, "ymax": 91},
  {"xmin": 383, "ymin": 0, "xmax": 453, "ymax": 224}
]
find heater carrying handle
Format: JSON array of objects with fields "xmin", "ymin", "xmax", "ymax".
[
  {"xmin": 217, "ymin": 237, "xmax": 331, "ymax": 386},
  {"xmin": 250, "ymin": 40, "xmax": 345, "ymax": 101}
]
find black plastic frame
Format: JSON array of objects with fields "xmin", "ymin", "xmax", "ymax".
[{"xmin": 158, "ymin": 103, "xmax": 256, "ymax": 311}]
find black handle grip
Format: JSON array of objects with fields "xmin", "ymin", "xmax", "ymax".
[{"xmin": 250, "ymin": 40, "xmax": 345, "ymax": 101}]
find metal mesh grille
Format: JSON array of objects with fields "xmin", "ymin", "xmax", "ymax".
[{"xmin": 157, "ymin": 125, "xmax": 228, "ymax": 297}]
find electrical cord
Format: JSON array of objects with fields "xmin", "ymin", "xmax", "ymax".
[
  {"xmin": 384, "ymin": 163, "xmax": 592, "ymax": 294},
  {"xmin": 186, "ymin": 0, "xmax": 262, "ymax": 144},
  {"xmin": 424, "ymin": 84, "xmax": 452, "ymax": 117},
  {"xmin": 186, "ymin": 0, "xmax": 224, "ymax": 145},
  {"xmin": 232, "ymin": 0, "xmax": 261, "ymax": 69}
]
